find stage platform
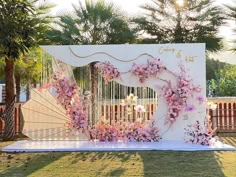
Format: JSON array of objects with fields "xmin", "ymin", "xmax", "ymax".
[{"xmin": 2, "ymin": 140, "xmax": 236, "ymax": 152}]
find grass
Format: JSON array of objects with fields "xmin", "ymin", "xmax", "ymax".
[{"xmin": 0, "ymin": 136, "xmax": 235, "ymax": 177}]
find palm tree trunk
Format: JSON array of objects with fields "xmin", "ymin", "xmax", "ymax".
[
  {"xmin": 26, "ymin": 81, "xmax": 30, "ymax": 101},
  {"xmin": 15, "ymin": 74, "xmax": 21, "ymax": 102},
  {"xmin": 90, "ymin": 62, "xmax": 98, "ymax": 126},
  {"xmin": 33, "ymin": 81, "xmax": 37, "ymax": 88},
  {"xmin": 3, "ymin": 57, "xmax": 15, "ymax": 141}
]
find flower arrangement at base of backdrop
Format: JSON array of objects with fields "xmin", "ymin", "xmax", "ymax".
[
  {"xmin": 96, "ymin": 58, "xmax": 202, "ymax": 125},
  {"xmin": 87, "ymin": 93, "xmax": 160, "ymax": 142},
  {"xmin": 88, "ymin": 119, "xmax": 160, "ymax": 142},
  {"xmin": 184, "ymin": 102, "xmax": 218, "ymax": 146}
]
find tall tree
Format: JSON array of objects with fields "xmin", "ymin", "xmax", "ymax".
[
  {"xmin": 47, "ymin": 0, "xmax": 136, "ymax": 125},
  {"xmin": 133, "ymin": 0, "xmax": 225, "ymax": 51},
  {"xmin": 14, "ymin": 48, "xmax": 42, "ymax": 102},
  {"xmin": 0, "ymin": 0, "xmax": 53, "ymax": 140},
  {"xmin": 0, "ymin": 59, "xmax": 4, "ymax": 82},
  {"xmin": 209, "ymin": 64, "xmax": 236, "ymax": 96},
  {"xmin": 47, "ymin": 0, "xmax": 135, "ymax": 45},
  {"xmin": 226, "ymin": 1, "xmax": 236, "ymax": 51},
  {"xmin": 206, "ymin": 58, "xmax": 229, "ymax": 81}
]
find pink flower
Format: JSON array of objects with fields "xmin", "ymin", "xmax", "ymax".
[
  {"xmin": 131, "ymin": 59, "xmax": 164, "ymax": 83},
  {"xmin": 184, "ymin": 121, "xmax": 216, "ymax": 146},
  {"xmin": 96, "ymin": 61, "xmax": 120, "ymax": 83},
  {"xmin": 185, "ymin": 104, "xmax": 196, "ymax": 112},
  {"xmin": 197, "ymin": 95, "xmax": 205, "ymax": 102}
]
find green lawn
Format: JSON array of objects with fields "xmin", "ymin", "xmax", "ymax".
[{"xmin": 0, "ymin": 137, "xmax": 235, "ymax": 177}]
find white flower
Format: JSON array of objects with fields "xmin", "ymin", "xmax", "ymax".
[
  {"xmin": 207, "ymin": 102, "xmax": 217, "ymax": 110},
  {"xmin": 134, "ymin": 105, "xmax": 146, "ymax": 113},
  {"xmin": 127, "ymin": 93, "xmax": 138, "ymax": 102}
]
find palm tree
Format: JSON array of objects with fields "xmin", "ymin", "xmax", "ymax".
[
  {"xmin": 133, "ymin": 0, "xmax": 225, "ymax": 51},
  {"xmin": 0, "ymin": 0, "xmax": 53, "ymax": 141},
  {"xmin": 47, "ymin": 0, "xmax": 135, "ymax": 45},
  {"xmin": 47, "ymin": 0, "xmax": 136, "ymax": 124}
]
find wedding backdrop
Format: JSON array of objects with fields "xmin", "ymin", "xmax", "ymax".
[
  {"xmin": 4, "ymin": 44, "xmax": 236, "ymax": 152},
  {"xmin": 23, "ymin": 44, "xmax": 206, "ymax": 140}
]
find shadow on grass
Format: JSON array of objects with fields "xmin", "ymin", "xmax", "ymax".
[
  {"xmin": 68, "ymin": 150, "xmax": 227, "ymax": 177},
  {"xmin": 109, "ymin": 167, "xmax": 126, "ymax": 177},
  {"xmin": 1, "ymin": 138, "xmax": 235, "ymax": 177},
  {"xmin": 0, "ymin": 150, "xmax": 227, "ymax": 177},
  {"xmin": 71, "ymin": 151, "xmax": 134, "ymax": 176},
  {"xmin": 72, "ymin": 151, "xmax": 132, "ymax": 163},
  {"xmin": 0, "ymin": 152, "xmax": 68, "ymax": 177},
  {"xmin": 139, "ymin": 137, "xmax": 236, "ymax": 177},
  {"xmin": 139, "ymin": 151, "xmax": 226, "ymax": 177}
]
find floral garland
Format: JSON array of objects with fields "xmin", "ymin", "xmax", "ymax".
[
  {"xmin": 162, "ymin": 63, "xmax": 201, "ymax": 124},
  {"xmin": 51, "ymin": 72, "xmax": 78, "ymax": 108},
  {"xmin": 124, "ymin": 121, "xmax": 160, "ymax": 142},
  {"xmin": 131, "ymin": 58, "xmax": 165, "ymax": 83},
  {"xmin": 97, "ymin": 59, "xmax": 202, "ymax": 125},
  {"xmin": 50, "ymin": 72, "xmax": 89, "ymax": 130}
]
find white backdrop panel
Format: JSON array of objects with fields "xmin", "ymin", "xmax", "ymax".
[{"xmin": 41, "ymin": 44, "xmax": 206, "ymax": 140}]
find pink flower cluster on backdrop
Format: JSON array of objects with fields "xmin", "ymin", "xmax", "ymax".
[
  {"xmin": 184, "ymin": 102, "xmax": 218, "ymax": 146},
  {"xmin": 88, "ymin": 120, "xmax": 160, "ymax": 142},
  {"xmin": 51, "ymin": 72, "xmax": 89, "ymax": 130},
  {"xmin": 162, "ymin": 63, "xmax": 202, "ymax": 124},
  {"xmin": 51, "ymin": 72, "xmax": 77, "ymax": 108},
  {"xmin": 96, "ymin": 61, "xmax": 120, "ymax": 83},
  {"xmin": 184, "ymin": 121, "xmax": 216, "ymax": 146},
  {"xmin": 131, "ymin": 58, "xmax": 165, "ymax": 83}
]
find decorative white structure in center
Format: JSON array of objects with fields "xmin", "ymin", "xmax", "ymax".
[{"xmin": 38, "ymin": 43, "xmax": 206, "ymax": 140}]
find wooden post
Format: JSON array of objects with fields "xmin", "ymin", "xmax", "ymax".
[{"xmin": 212, "ymin": 107, "xmax": 218, "ymax": 130}]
